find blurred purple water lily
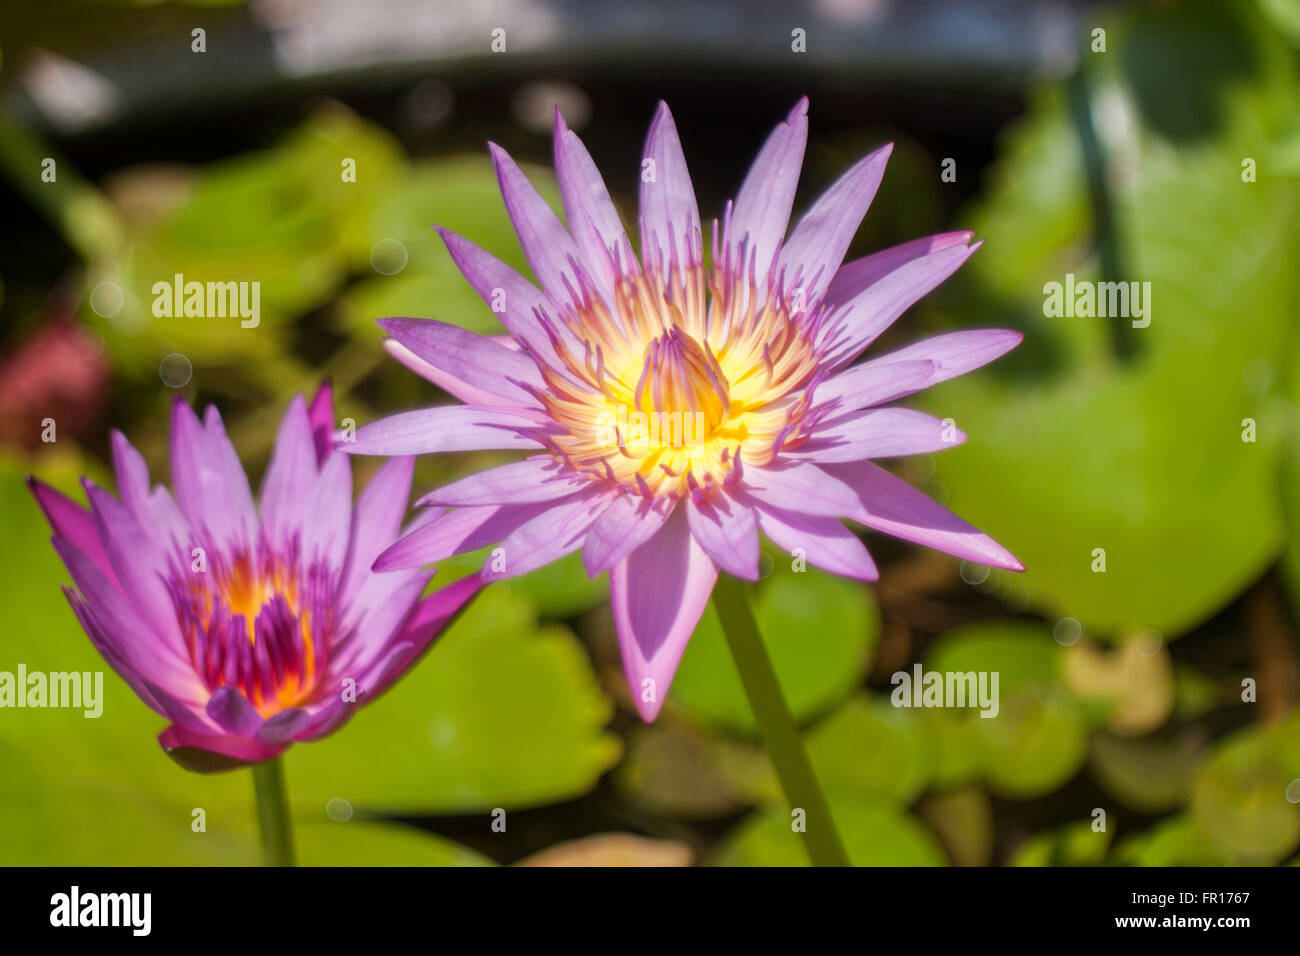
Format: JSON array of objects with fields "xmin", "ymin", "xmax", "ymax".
[
  {"xmin": 348, "ymin": 98, "xmax": 1024, "ymax": 720},
  {"xmin": 30, "ymin": 384, "xmax": 479, "ymax": 771}
]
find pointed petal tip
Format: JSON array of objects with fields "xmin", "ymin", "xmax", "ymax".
[{"xmin": 634, "ymin": 695, "xmax": 666, "ymax": 723}]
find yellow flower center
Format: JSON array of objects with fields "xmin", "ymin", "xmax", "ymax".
[{"xmin": 537, "ymin": 263, "xmax": 821, "ymax": 498}]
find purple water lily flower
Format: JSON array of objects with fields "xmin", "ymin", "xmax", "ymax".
[
  {"xmin": 347, "ymin": 99, "xmax": 1024, "ymax": 721},
  {"xmin": 29, "ymin": 384, "xmax": 480, "ymax": 771}
]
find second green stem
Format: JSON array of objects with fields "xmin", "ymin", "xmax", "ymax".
[{"xmin": 712, "ymin": 574, "xmax": 851, "ymax": 867}]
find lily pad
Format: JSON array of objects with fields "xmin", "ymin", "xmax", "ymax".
[{"xmin": 668, "ymin": 558, "xmax": 878, "ymax": 734}]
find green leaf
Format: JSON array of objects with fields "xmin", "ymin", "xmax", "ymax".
[
  {"xmin": 296, "ymin": 820, "xmax": 493, "ymax": 867},
  {"xmin": 1010, "ymin": 820, "xmax": 1111, "ymax": 867},
  {"xmin": 1190, "ymin": 713, "xmax": 1300, "ymax": 863},
  {"xmin": 714, "ymin": 795, "xmax": 946, "ymax": 866},
  {"xmin": 669, "ymin": 559, "xmax": 878, "ymax": 733},
  {"xmin": 804, "ymin": 695, "xmax": 935, "ymax": 803},
  {"xmin": 924, "ymin": 621, "xmax": 1089, "ymax": 798},
  {"xmin": 284, "ymin": 585, "xmax": 621, "ymax": 813},
  {"xmin": 1090, "ymin": 730, "xmax": 1206, "ymax": 813},
  {"xmin": 927, "ymin": 0, "xmax": 1300, "ymax": 638},
  {"xmin": 613, "ymin": 722, "xmax": 772, "ymax": 818}
]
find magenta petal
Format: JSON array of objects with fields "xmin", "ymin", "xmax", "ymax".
[
  {"xmin": 818, "ymin": 329, "xmax": 1025, "ymax": 408},
  {"xmin": 378, "ymin": 317, "xmax": 544, "ymax": 407},
  {"xmin": 142, "ymin": 678, "xmax": 214, "ymax": 733},
  {"xmin": 639, "ymin": 101, "xmax": 702, "ymax": 275},
  {"xmin": 611, "ymin": 508, "xmax": 718, "ymax": 722},
  {"xmin": 344, "ymin": 406, "xmax": 545, "ymax": 456},
  {"xmin": 28, "ymin": 477, "xmax": 115, "ymax": 582},
  {"xmin": 339, "ymin": 455, "xmax": 415, "ymax": 601},
  {"xmin": 485, "ymin": 492, "xmax": 612, "ymax": 580},
  {"xmin": 777, "ymin": 142, "xmax": 892, "ymax": 303},
  {"xmin": 109, "ymin": 430, "xmax": 189, "ymax": 550},
  {"xmin": 349, "ymin": 574, "xmax": 482, "ymax": 706},
  {"xmin": 751, "ymin": 503, "xmax": 879, "ymax": 581},
  {"xmin": 159, "ymin": 724, "xmax": 284, "ymax": 773},
  {"xmin": 307, "ymin": 382, "xmax": 335, "ymax": 465},
  {"xmin": 54, "ymin": 539, "xmax": 196, "ymax": 696},
  {"xmin": 728, "ymin": 97, "xmax": 808, "ymax": 284},
  {"xmin": 827, "ymin": 461, "xmax": 1024, "ymax": 571},
  {"xmin": 332, "ymin": 569, "xmax": 431, "ymax": 680},
  {"xmin": 205, "ymin": 686, "xmax": 263, "ymax": 737},
  {"xmin": 64, "ymin": 587, "xmax": 166, "ymax": 713},
  {"xmin": 582, "ymin": 493, "xmax": 671, "ymax": 576},
  {"xmin": 82, "ymin": 482, "xmax": 189, "ymax": 654},
  {"xmin": 300, "ymin": 450, "xmax": 352, "ymax": 571},
  {"xmin": 742, "ymin": 462, "xmax": 862, "ymax": 518},
  {"xmin": 685, "ymin": 493, "xmax": 759, "ymax": 580},
  {"xmin": 257, "ymin": 707, "xmax": 313, "ymax": 745},
  {"xmin": 791, "ymin": 407, "xmax": 965, "ymax": 463},
  {"xmin": 260, "ymin": 394, "xmax": 317, "ymax": 548},
  {"xmin": 416, "ymin": 458, "xmax": 576, "ymax": 507},
  {"xmin": 169, "ymin": 398, "xmax": 258, "ymax": 552}
]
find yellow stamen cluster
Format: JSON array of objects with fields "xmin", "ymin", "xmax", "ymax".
[{"xmin": 538, "ymin": 261, "xmax": 821, "ymax": 498}]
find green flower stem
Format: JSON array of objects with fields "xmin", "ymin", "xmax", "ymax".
[
  {"xmin": 711, "ymin": 574, "xmax": 851, "ymax": 867},
  {"xmin": 252, "ymin": 756, "xmax": 296, "ymax": 867}
]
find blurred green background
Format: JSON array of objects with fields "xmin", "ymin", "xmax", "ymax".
[{"xmin": 1, "ymin": 0, "xmax": 1299, "ymax": 866}]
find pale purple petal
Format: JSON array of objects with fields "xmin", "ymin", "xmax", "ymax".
[
  {"xmin": 741, "ymin": 462, "xmax": 862, "ymax": 518},
  {"xmin": 554, "ymin": 109, "xmax": 634, "ymax": 284},
  {"xmin": 64, "ymin": 587, "xmax": 166, "ymax": 714},
  {"xmin": 826, "ymin": 230, "xmax": 975, "ymax": 301},
  {"xmin": 789, "ymin": 408, "xmax": 965, "ymax": 463},
  {"xmin": 816, "ymin": 329, "xmax": 1024, "ymax": 409},
  {"xmin": 485, "ymin": 491, "xmax": 613, "ymax": 580},
  {"xmin": 817, "ymin": 240, "xmax": 980, "ymax": 370},
  {"xmin": 344, "ymin": 405, "xmax": 545, "ymax": 456},
  {"xmin": 750, "ymin": 501, "xmax": 879, "ymax": 581},
  {"xmin": 435, "ymin": 226, "xmax": 579, "ymax": 371},
  {"xmin": 416, "ymin": 458, "xmax": 580, "ymax": 507},
  {"xmin": 582, "ymin": 493, "xmax": 671, "ymax": 576},
  {"xmin": 379, "ymin": 317, "xmax": 544, "ymax": 408},
  {"xmin": 373, "ymin": 504, "xmax": 545, "ymax": 571},
  {"xmin": 383, "ymin": 340, "xmax": 511, "ymax": 408},
  {"xmin": 685, "ymin": 493, "xmax": 759, "ymax": 580},
  {"xmin": 611, "ymin": 508, "xmax": 718, "ymax": 722},
  {"xmin": 777, "ymin": 142, "xmax": 892, "ymax": 304},
  {"xmin": 728, "ymin": 97, "xmax": 808, "ymax": 285},
  {"xmin": 808, "ymin": 359, "xmax": 936, "ymax": 416},
  {"xmin": 639, "ymin": 101, "xmax": 702, "ymax": 276},
  {"xmin": 490, "ymin": 142, "xmax": 608, "ymax": 308},
  {"xmin": 826, "ymin": 461, "xmax": 1024, "ymax": 571}
]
